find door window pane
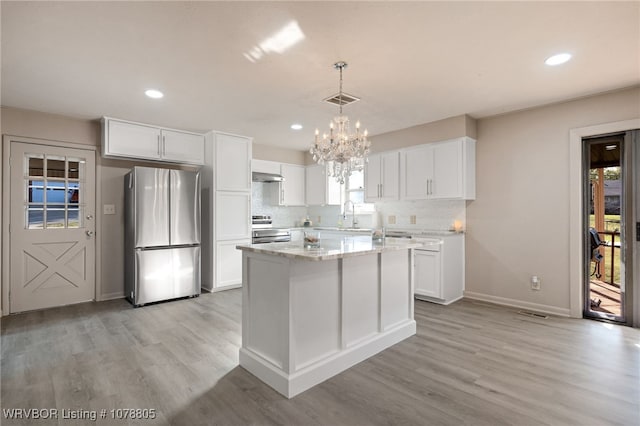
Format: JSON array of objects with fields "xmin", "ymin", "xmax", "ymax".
[
  {"xmin": 28, "ymin": 180, "xmax": 45, "ymax": 203},
  {"xmin": 28, "ymin": 156, "xmax": 44, "ymax": 177},
  {"xmin": 26, "ymin": 206, "xmax": 44, "ymax": 229},
  {"xmin": 67, "ymin": 159, "xmax": 84, "ymax": 180},
  {"xmin": 46, "ymin": 205, "xmax": 66, "ymax": 228},
  {"xmin": 67, "ymin": 206, "xmax": 81, "ymax": 228},
  {"xmin": 69, "ymin": 183, "xmax": 80, "ymax": 204},
  {"xmin": 47, "ymin": 157, "xmax": 66, "ymax": 178},
  {"xmin": 45, "ymin": 181, "xmax": 67, "ymax": 204}
]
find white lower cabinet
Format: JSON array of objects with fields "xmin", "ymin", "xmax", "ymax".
[
  {"xmin": 216, "ymin": 239, "xmax": 249, "ymax": 289},
  {"xmin": 414, "ymin": 234, "xmax": 464, "ymax": 305},
  {"xmin": 414, "ymin": 250, "xmax": 442, "ymax": 299}
]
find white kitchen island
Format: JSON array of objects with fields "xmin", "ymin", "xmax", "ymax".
[{"xmin": 236, "ymin": 237, "xmax": 419, "ymax": 398}]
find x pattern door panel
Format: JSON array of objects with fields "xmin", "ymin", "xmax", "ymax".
[{"xmin": 10, "ymin": 142, "xmax": 96, "ymax": 313}]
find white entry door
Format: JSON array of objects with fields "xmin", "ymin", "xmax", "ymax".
[{"xmin": 9, "ymin": 142, "xmax": 96, "ymax": 313}]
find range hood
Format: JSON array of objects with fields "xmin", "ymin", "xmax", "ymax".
[{"xmin": 252, "ymin": 171, "xmax": 285, "ymax": 183}]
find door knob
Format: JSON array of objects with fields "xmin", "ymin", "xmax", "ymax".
[
  {"xmin": 86, "ymin": 214, "xmax": 93, "ymax": 220},
  {"xmin": 86, "ymin": 230, "xmax": 94, "ymax": 237}
]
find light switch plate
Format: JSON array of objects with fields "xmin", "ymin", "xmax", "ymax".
[
  {"xmin": 103, "ymin": 204, "xmax": 116, "ymax": 215},
  {"xmin": 388, "ymin": 215, "xmax": 396, "ymax": 225}
]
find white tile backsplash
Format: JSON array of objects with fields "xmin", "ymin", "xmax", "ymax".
[
  {"xmin": 252, "ymin": 182, "xmax": 307, "ymax": 227},
  {"xmin": 374, "ymin": 199, "xmax": 466, "ymax": 231},
  {"xmin": 253, "ymin": 181, "xmax": 466, "ymax": 231}
]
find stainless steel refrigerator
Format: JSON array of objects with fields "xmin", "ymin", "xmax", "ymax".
[{"xmin": 124, "ymin": 167, "xmax": 201, "ymax": 306}]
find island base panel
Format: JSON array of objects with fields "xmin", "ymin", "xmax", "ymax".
[{"xmin": 240, "ymin": 320, "xmax": 416, "ymax": 398}]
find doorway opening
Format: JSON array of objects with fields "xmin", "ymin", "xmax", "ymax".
[{"xmin": 582, "ymin": 131, "xmax": 636, "ymax": 325}]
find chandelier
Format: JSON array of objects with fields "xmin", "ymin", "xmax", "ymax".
[{"xmin": 310, "ymin": 61, "xmax": 371, "ymax": 184}]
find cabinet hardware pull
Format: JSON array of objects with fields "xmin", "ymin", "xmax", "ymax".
[
  {"xmin": 162, "ymin": 135, "xmax": 166, "ymax": 156},
  {"xmin": 157, "ymin": 135, "xmax": 161, "ymax": 156}
]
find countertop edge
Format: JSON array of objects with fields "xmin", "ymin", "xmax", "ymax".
[{"xmin": 236, "ymin": 240, "xmax": 422, "ymax": 261}]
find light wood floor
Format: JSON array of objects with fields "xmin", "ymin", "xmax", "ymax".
[{"xmin": 2, "ymin": 290, "xmax": 639, "ymax": 426}]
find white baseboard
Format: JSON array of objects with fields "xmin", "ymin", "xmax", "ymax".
[
  {"xmin": 99, "ymin": 292, "xmax": 125, "ymax": 301},
  {"xmin": 463, "ymin": 291, "xmax": 571, "ymax": 317}
]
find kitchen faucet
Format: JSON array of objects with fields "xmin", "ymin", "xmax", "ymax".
[{"xmin": 343, "ymin": 200, "xmax": 358, "ymax": 228}]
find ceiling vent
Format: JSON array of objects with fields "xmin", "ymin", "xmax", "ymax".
[{"xmin": 323, "ymin": 92, "xmax": 360, "ymax": 107}]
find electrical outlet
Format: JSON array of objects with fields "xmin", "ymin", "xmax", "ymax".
[
  {"xmin": 103, "ymin": 204, "xmax": 116, "ymax": 215},
  {"xmin": 317, "ymin": 216, "xmax": 321, "ymax": 224},
  {"xmin": 531, "ymin": 276, "xmax": 541, "ymax": 291},
  {"xmin": 388, "ymin": 215, "xmax": 396, "ymax": 225},
  {"xmin": 410, "ymin": 215, "xmax": 417, "ymax": 225}
]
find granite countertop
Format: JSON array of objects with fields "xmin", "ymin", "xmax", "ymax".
[
  {"xmin": 385, "ymin": 228, "xmax": 463, "ymax": 237},
  {"xmin": 289, "ymin": 226, "xmax": 373, "ymax": 233},
  {"xmin": 237, "ymin": 237, "xmax": 422, "ymax": 261}
]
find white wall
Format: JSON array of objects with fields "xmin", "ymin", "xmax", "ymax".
[
  {"xmin": 0, "ymin": 107, "xmax": 196, "ymax": 303},
  {"xmin": 466, "ymin": 86, "xmax": 640, "ymax": 315}
]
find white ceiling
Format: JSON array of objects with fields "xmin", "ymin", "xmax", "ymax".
[{"xmin": 2, "ymin": 1, "xmax": 639, "ymax": 150}]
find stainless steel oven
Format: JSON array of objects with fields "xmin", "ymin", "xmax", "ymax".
[{"xmin": 251, "ymin": 215, "xmax": 291, "ymax": 244}]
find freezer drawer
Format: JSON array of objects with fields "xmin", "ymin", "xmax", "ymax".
[{"xmin": 133, "ymin": 246, "xmax": 201, "ymax": 305}]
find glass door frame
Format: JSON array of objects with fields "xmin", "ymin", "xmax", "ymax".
[{"xmin": 582, "ymin": 132, "xmax": 634, "ymax": 325}]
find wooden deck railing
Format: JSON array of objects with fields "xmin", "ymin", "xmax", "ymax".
[{"xmin": 595, "ymin": 230, "xmax": 621, "ymax": 287}]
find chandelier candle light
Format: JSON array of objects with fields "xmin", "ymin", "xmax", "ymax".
[{"xmin": 310, "ymin": 61, "xmax": 371, "ymax": 184}]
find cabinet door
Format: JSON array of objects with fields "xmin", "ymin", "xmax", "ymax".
[
  {"xmin": 216, "ymin": 192, "xmax": 250, "ymax": 240},
  {"xmin": 414, "ymin": 250, "xmax": 442, "ymax": 299},
  {"xmin": 106, "ymin": 119, "xmax": 161, "ymax": 160},
  {"xmin": 305, "ymin": 164, "xmax": 326, "ymax": 206},
  {"xmin": 326, "ymin": 173, "xmax": 342, "ymax": 205},
  {"xmin": 432, "ymin": 140, "xmax": 463, "ymax": 199},
  {"xmin": 281, "ymin": 164, "xmax": 306, "ymax": 206},
  {"xmin": 401, "ymin": 145, "xmax": 432, "ymax": 200},
  {"xmin": 252, "ymin": 159, "xmax": 281, "ymax": 174},
  {"xmin": 216, "ymin": 133, "xmax": 252, "ymax": 191},
  {"xmin": 380, "ymin": 152, "xmax": 399, "ymax": 200},
  {"xmin": 162, "ymin": 129, "xmax": 205, "ymax": 165},
  {"xmin": 216, "ymin": 240, "xmax": 247, "ymax": 289},
  {"xmin": 364, "ymin": 154, "xmax": 382, "ymax": 202}
]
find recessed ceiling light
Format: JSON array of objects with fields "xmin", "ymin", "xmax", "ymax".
[
  {"xmin": 291, "ymin": 124, "xmax": 303, "ymax": 130},
  {"xmin": 545, "ymin": 53, "xmax": 572, "ymax": 66},
  {"xmin": 145, "ymin": 89, "xmax": 164, "ymax": 99}
]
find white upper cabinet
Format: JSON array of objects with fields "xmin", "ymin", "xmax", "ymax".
[
  {"xmin": 162, "ymin": 129, "xmax": 205, "ymax": 164},
  {"xmin": 305, "ymin": 164, "xmax": 342, "ymax": 206},
  {"xmin": 364, "ymin": 152, "xmax": 399, "ymax": 202},
  {"xmin": 280, "ymin": 164, "xmax": 306, "ymax": 206},
  {"xmin": 252, "ymin": 159, "xmax": 281, "ymax": 174},
  {"xmin": 102, "ymin": 117, "xmax": 205, "ymax": 165},
  {"xmin": 215, "ymin": 133, "xmax": 252, "ymax": 192},
  {"xmin": 400, "ymin": 137, "xmax": 476, "ymax": 200}
]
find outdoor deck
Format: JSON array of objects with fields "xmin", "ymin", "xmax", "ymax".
[{"xmin": 589, "ymin": 278, "xmax": 621, "ymax": 317}]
